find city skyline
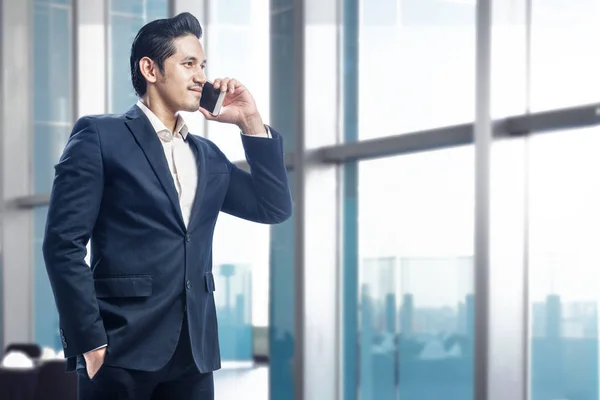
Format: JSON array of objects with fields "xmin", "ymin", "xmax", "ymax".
[{"xmin": 359, "ymin": 272, "xmax": 599, "ymax": 399}]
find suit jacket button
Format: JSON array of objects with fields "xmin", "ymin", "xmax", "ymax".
[
  {"xmin": 185, "ymin": 233, "xmax": 191, "ymax": 242},
  {"xmin": 185, "ymin": 280, "xmax": 191, "ymax": 290}
]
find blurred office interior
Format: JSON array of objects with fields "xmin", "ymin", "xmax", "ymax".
[{"xmin": 2, "ymin": 0, "xmax": 600, "ymax": 399}]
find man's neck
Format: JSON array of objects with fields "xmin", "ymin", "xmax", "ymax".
[{"xmin": 139, "ymin": 96, "xmax": 178, "ymax": 133}]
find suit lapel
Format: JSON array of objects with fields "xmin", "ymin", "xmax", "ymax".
[
  {"xmin": 187, "ymin": 135, "xmax": 208, "ymax": 231},
  {"xmin": 124, "ymin": 105, "xmax": 186, "ymax": 230}
]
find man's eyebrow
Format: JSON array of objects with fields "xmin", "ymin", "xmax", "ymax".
[{"xmin": 181, "ymin": 56, "xmax": 207, "ymax": 63}]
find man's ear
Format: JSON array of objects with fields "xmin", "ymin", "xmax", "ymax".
[{"xmin": 139, "ymin": 57, "xmax": 158, "ymax": 84}]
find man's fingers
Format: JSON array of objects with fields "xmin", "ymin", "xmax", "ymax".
[
  {"xmin": 213, "ymin": 77, "xmax": 240, "ymax": 94},
  {"xmin": 86, "ymin": 347, "xmax": 106, "ymax": 377},
  {"xmin": 220, "ymin": 78, "xmax": 231, "ymax": 93},
  {"xmin": 214, "ymin": 77, "xmax": 230, "ymax": 91},
  {"xmin": 227, "ymin": 79, "xmax": 237, "ymax": 93},
  {"xmin": 198, "ymin": 106, "xmax": 218, "ymax": 120},
  {"xmin": 87, "ymin": 358, "xmax": 104, "ymax": 379},
  {"xmin": 89, "ymin": 365, "xmax": 101, "ymax": 379}
]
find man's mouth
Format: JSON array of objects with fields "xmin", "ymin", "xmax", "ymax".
[{"xmin": 190, "ymin": 87, "xmax": 202, "ymax": 94}]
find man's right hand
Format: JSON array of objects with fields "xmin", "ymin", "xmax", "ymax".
[{"xmin": 83, "ymin": 346, "xmax": 106, "ymax": 379}]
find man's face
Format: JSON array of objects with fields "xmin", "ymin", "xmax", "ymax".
[{"xmin": 154, "ymin": 34, "xmax": 207, "ymax": 113}]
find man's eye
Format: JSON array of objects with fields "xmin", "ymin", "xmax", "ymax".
[{"xmin": 185, "ymin": 62, "xmax": 193, "ymax": 67}]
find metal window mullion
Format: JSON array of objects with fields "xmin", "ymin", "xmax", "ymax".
[
  {"xmin": 476, "ymin": 0, "xmax": 529, "ymax": 399},
  {"xmin": 0, "ymin": 0, "xmax": 5, "ymax": 356},
  {"xmin": 11, "ymin": 102, "xmax": 600, "ymax": 209},
  {"xmin": 314, "ymin": 103, "xmax": 600, "ymax": 164},
  {"xmin": 106, "ymin": 10, "xmax": 146, "ymax": 19},
  {"xmin": 474, "ymin": 0, "xmax": 492, "ymax": 399},
  {"xmin": 523, "ymin": 0, "xmax": 533, "ymax": 396},
  {"xmin": 293, "ymin": 0, "xmax": 306, "ymax": 399},
  {"xmin": 1, "ymin": 0, "xmax": 35, "ymax": 349},
  {"xmin": 202, "ymin": 0, "xmax": 210, "ymax": 139},
  {"xmin": 105, "ymin": 0, "xmax": 112, "ymax": 113},
  {"xmin": 38, "ymin": 3, "xmax": 72, "ymax": 11},
  {"xmin": 71, "ymin": 0, "xmax": 78, "ymax": 121}
]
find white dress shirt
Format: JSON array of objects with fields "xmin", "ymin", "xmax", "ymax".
[
  {"xmin": 136, "ymin": 100, "xmax": 271, "ymax": 226},
  {"xmin": 137, "ymin": 100, "xmax": 198, "ymax": 227},
  {"xmin": 86, "ymin": 101, "xmax": 270, "ymax": 354}
]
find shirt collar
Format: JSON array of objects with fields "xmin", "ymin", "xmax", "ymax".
[{"xmin": 136, "ymin": 100, "xmax": 189, "ymax": 141}]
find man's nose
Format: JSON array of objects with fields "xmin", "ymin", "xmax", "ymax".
[{"xmin": 194, "ymin": 70, "xmax": 207, "ymax": 86}]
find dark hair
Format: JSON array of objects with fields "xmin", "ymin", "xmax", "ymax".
[{"xmin": 130, "ymin": 12, "xmax": 203, "ymax": 97}]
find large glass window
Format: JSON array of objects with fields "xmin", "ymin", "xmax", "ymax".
[
  {"xmin": 33, "ymin": 0, "xmax": 73, "ymax": 195},
  {"xmin": 344, "ymin": 3, "xmax": 478, "ymax": 397},
  {"xmin": 23, "ymin": 0, "xmax": 600, "ymax": 397},
  {"xmin": 108, "ymin": 0, "xmax": 169, "ymax": 113},
  {"xmin": 204, "ymin": 0, "xmax": 270, "ymax": 161},
  {"xmin": 356, "ymin": 147, "xmax": 474, "ymax": 399},
  {"xmin": 268, "ymin": 0, "xmax": 296, "ymax": 394},
  {"xmin": 268, "ymin": 171, "xmax": 295, "ymax": 399},
  {"xmin": 33, "ymin": 0, "xmax": 74, "ymax": 349},
  {"xmin": 356, "ymin": 0, "xmax": 475, "ymax": 141},
  {"xmin": 492, "ymin": 0, "xmax": 600, "ymax": 116},
  {"xmin": 212, "ymin": 213, "xmax": 270, "ymax": 362},
  {"xmin": 528, "ymin": 128, "xmax": 600, "ymax": 400},
  {"xmin": 530, "ymin": 0, "xmax": 600, "ymax": 112},
  {"xmin": 205, "ymin": 0, "xmax": 273, "ymax": 366},
  {"xmin": 491, "ymin": 0, "xmax": 527, "ymax": 118}
]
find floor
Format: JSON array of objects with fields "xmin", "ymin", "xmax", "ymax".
[{"xmin": 214, "ymin": 365, "xmax": 269, "ymax": 399}]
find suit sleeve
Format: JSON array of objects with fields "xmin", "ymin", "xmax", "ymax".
[
  {"xmin": 42, "ymin": 116, "xmax": 107, "ymax": 358},
  {"xmin": 219, "ymin": 127, "xmax": 292, "ymax": 224}
]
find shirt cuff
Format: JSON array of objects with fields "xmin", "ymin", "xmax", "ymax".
[
  {"xmin": 86, "ymin": 344, "xmax": 107, "ymax": 354},
  {"xmin": 241, "ymin": 125, "xmax": 271, "ymax": 139}
]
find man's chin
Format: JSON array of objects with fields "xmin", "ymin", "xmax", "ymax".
[{"xmin": 180, "ymin": 103, "xmax": 201, "ymax": 113}]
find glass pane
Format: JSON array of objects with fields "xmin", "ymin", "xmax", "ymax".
[
  {"xmin": 269, "ymin": 171, "xmax": 295, "ymax": 400},
  {"xmin": 528, "ymin": 127, "xmax": 600, "ymax": 400},
  {"xmin": 216, "ymin": 0, "xmax": 252, "ymax": 25},
  {"xmin": 35, "ymin": 0, "xmax": 70, "ymax": 4},
  {"xmin": 357, "ymin": 147, "xmax": 474, "ymax": 399},
  {"xmin": 33, "ymin": 0, "xmax": 74, "ymax": 349},
  {"xmin": 213, "ymin": 263, "xmax": 253, "ymax": 361},
  {"xmin": 109, "ymin": 0, "xmax": 144, "ymax": 15},
  {"xmin": 108, "ymin": 15, "xmax": 146, "ymax": 113},
  {"xmin": 34, "ymin": 206, "xmax": 61, "ymax": 349},
  {"xmin": 33, "ymin": 123, "xmax": 72, "ymax": 194},
  {"xmin": 355, "ymin": 0, "xmax": 475, "ymax": 141},
  {"xmin": 109, "ymin": 0, "xmax": 169, "ymax": 16},
  {"xmin": 212, "ymin": 213, "xmax": 270, "ymax": 362},
  {"xmin": 33, "ymin": 3, "xmax": 73, "ymax": 192},
  {"xmin": 205, "ymin": 0, "xmax": 270, "ymax": 161},
  {"xmin": 491, "ymin": 0, "xmax": 527, "ymax": 118},
  {"xmin": 530, "ymin": 1, "xmax": 600, "ymax": 111},
  {"xmin": 268, "ymin": 0, "xmax": 296, "ymax": 392},
  {"xmin": 146, "ymin": 0, "xmax": 169, "ymax": 21},
  {"xmin": 108, "ymin": 1, "xmax": 168, "ymax": 113}
]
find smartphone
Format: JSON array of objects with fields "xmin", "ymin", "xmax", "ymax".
[{"xmin": 199, "ymin": 81, "xmax": 226, "ymax": 116}]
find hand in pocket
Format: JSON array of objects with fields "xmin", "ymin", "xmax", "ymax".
[{"xmin": 83, "ymin": 346, "xmax": 106, "ymax": 379}]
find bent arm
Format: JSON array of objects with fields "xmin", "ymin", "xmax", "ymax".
[
  {"xmin": 220, "ymin": 127, "xmax": 292, "ymax": 224},
  {"xmin": 42, "ymin": 116, "xmax": 107, "ymax": 358}
]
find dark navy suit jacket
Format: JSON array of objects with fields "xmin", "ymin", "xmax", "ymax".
[{"xmin": 42, "ymin": 105, "xmax": 292, "ymax": 373}]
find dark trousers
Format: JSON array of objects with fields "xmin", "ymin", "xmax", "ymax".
[{"xmin": 77, "ymin": 316, "xmax": 214, "ymax": 400}]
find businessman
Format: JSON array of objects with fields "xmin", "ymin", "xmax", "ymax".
[{"xmin": 42, "ymin": 12, "xmax": 292, "ymax": 399}]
